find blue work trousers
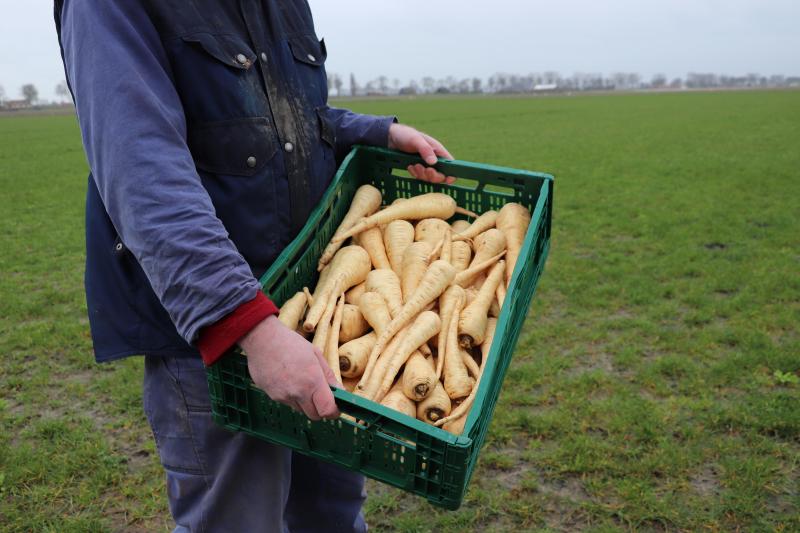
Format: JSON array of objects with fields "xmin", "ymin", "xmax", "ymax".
[{"xmin": 143, "ymin": 356, "xmax": 368, "ymax": 532}]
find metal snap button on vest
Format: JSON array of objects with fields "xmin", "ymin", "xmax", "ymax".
[
  {"xmin": 246, "ymin": 156, "xmax": 257, "ymax": 168},
  {"xmin": 307, "ymin": 54, "xmax": 316, "ymax": 62},
  {"xmin": 115, "ymin": 242, "xmax": 124, "ymax": 252},
  {"xmin": 260, "ymin": 52, "xmax": 267, "ymax": 62},
  {"xmin": 284, "ymin": 142, "xmax": 294, "ymax": 153},
  {"xmin": 236, "ymin": 53, "xmax": 248, "ymax": 64}
]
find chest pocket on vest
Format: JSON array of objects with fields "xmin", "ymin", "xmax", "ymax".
[
  {"xmin": 187, "ymin": 117, "xmax": 278, "ymax": 177},
  {"xmin": 287, "ymin": 35, "xmax": 328, "ymax": 106},
  {"xmin": 171, "ymin": 32, "xmax": 268, "ymax": 122}
]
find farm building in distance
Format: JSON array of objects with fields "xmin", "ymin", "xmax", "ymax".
[{"xmin": 1, "ymin": 99, "xmax": 32, "ymax": 111}]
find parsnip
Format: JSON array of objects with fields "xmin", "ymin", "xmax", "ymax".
[
  {"xmin": 339, "ymin": 304, "xmax": 369, "ymax": 343},
  {"xmin": 450, "ymin": 241, "xmax": 472, "ymax": 273},
  {"xmin": 326, "ymin": 293, "xmax": 346, "ymax": 384},
  {"xmin": 277, "ymin": 291, "xmax": 307, "ymax": 330},
  {"xmin": 367, "ymin": 311, "xmax": 441, "ymax": 401},
  {"xmin": 380, "ymin": 381, "xmax": 416, "ymax": 418},
  {"xmin": 318, "ymin": 185, "xmax": 382, "ymax": 270},
  {"xmin": 304, "ymin": 246, "xmax": 371, "ymax": 332},
  {"xmin": 401, "ymin": 351, "xmax": 437, "ymax": 401},
  {"xmin": 436, "ymin": 318, "xmax": 497, "ymax": 432},
  {"xmin": 339, "ymin": 332, "xmax": 377, "ymax": 378},
  {"xmin": 458, "ymin": 261, "xmax": 505, "ymax": 349},
  {"xmin": 496, "ymin": 202, "xmax": 531, "ymax": 288},
  {"xmin": 452, "ymin": 252, "xmax": 506, "ymax": 288},
  {"xmin": 344, "ymin": 282, "xmax": 366, "ymax": 305},
  {"xmin": 417, "ymin": 381, "xmax": 451, "ymax": 425},
  {"xmin": 332, "ymin": 193, "xmax": 477, "ymax": 243},
  {"xmin": 415, "ymin": 218, "xmax": 451, "ymax": 247},
  {"xmin": 400, "ymin": 242, "xmax": 433, "ymax": 302},
  {"xmin": 436, "ymin": 285, "xmax": 466, "ymax": 380},
  {"xmin": 358, "ymin": 227, "xmax": 392, "ymax": 270},
  {"xmin": 365, "ymin": 269, "xmax": 403, "ymax": 318},
  {"xmin": 452, "ymin": 210, "xmax": 498, "ymax": 241},
  {"xmin": 366, "ymin": 261, "xmax": 456, "ymax": 370},
  {"xmin": 383, "ymin": 220, "xmax": 414, "ymax": 277},
  {"xmin": 357, "ymin": 292, "xmax": 391, "ymax": 336},
  {"xmin": 443, "ymin": 297, "xmax": 474, "ymax": 400},
  {"xmin": 450, "ymin": 219, "xmax": 471, "ymax": 233}
]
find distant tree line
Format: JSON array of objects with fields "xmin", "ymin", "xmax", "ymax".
[
  {"xmin": 330, "ymin": 71, "xmax": 800, "ymax": 97},
  {"xmin": 0, "ymin": 81, "xmax": 72, "ymax": 110}
]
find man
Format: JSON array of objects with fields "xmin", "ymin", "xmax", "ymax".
[{"xmin": 54, "ymin": 1, "xmax": 454, "ymax": 531}]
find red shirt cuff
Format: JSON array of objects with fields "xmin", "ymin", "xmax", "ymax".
[{"xmin": 196, "ymin": 291, "xmax": 279, "ymax": 366}]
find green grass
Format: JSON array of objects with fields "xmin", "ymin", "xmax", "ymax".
[{"xmin": 2, "ymin": 90, "xmax": 799, "ymax": 531}]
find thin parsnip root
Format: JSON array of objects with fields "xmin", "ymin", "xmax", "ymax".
[
  {"xmin": 453, "ymin": 210, "xmax": 498, "ymax": 241},
  {"xmin": 443, "ymin": 296, "xmax": 474, "ymax": 400},
  {"xmin": 458, "ymin": 261, "xmax": 505, "ymax": 349},
  {"xmin": 402, "ymin": 351, "xmax": 436, "ymax": 401},
  {"xmin": 339, "ymin": 332, "xmax": 377, "ymax": 378},
  {"xmin": 339, "ymin": 304, "xmax": 369, "ymax": 343},
  {"xmin": 496, "ymin": 282, "xmax": 506, "ymax": 308},
  {"xmin": 383, "ymin": 220, "xmax": 415, "ymax": 277},
  {"xmin": 358, "ymin": 227, "xmax": 392, "ymax": 270},
  {"xmin": 304, "ymin": 246, "xmax": 370, "ymax": 332},
  {"xmin": 318, "ymin": 185, "xmax": 382, "ymax": 270},
  {"xmin": 471, "ymin": 229, "xmax": 507, "ymax": 266},
  {"xmin": 277, "ymin": 291, "xmax": 307, "ymax": 329},
  {"xmin": 453, "ymin": 252, "xmax": 506, "ymax": 288},
  {"xmin": 461, "ymin": 350, "xmax": 481, "ymax": 378},
  {"xmin": 332, "ymin": 193, "xmax": 477, "ymax": 244},
  {"xmin": 442, "ymin": 415, "xmax": 467, "ymax": 435},
  {"xmin": 311, "ymin": 293, "xmax": 337, "ymax": 354},
  {"xmin": 496, "ymin": 202, "xmax": 531, "ymax": 287},
  {"xmin": 365, "ymin": 269, "xmax": 403, "ymax": 318},
  {"xmin": 358, "ymin": 322, "xmax": 411, "ymax": 388},
  {"xmin": 417, "ymin": 381, "xmax": 452, "ymax": 424},
  {"xmin": 326, "ymin": 293, "xmax": 346, "ymax": 384},
  {"xmin": 436, "ymin": 285, "xmax": 466, "ymax": 381}
]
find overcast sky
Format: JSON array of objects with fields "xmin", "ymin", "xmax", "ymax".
[{"xmin": 1, "ymin": 0, "xmax": 798, "ymax": 102}]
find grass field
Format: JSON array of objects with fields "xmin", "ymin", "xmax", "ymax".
[{"xmin": 1, "ymin": 91, "xmax": 798, "ymax": 532}]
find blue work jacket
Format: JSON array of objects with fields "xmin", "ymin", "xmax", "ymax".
[{"xmin": 55, "ymin": 0, "xmax": 395, "ymax": 362}]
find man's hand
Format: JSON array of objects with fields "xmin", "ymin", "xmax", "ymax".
[
  {"xmin": 239, "ymin": 315, "xmax": 340, "ymax": 421},
  {"xmin": 388, "ymin": 123, "xmax": 456, "ymax": 184}
]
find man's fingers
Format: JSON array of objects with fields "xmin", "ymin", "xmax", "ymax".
[
  {"xmin": 424, "ymin": 167, "xmax": 446, "ymax": 183},
  {"xmin": 424, "ymin": 134, "xmax": 454, "ymax": 160},
  {"xmin": 412, "ymin": 136, "xmax": 438, "ymax": 165},
  {"xmin": 311, "ymin": 383, "xmax": 340, "ymax": 420}
]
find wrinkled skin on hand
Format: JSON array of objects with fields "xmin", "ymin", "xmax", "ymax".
[
  {"xmin": 388, "ymin": 123, "xmax": 456, "ymax": 184},
  {"xmin": 240, "ymin": 315, "xmax": 340, "ymax": 421}
]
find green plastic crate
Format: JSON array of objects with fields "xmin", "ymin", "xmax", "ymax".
[{"xmin": 206, "ymin": 146, "xmax": 553, "ymax": 509}]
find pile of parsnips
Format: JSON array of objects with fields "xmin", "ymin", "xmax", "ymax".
[{"xmin": 276, "ymin": 185, "xmax": 531, "ymax": 434}]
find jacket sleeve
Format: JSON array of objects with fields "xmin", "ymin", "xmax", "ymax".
[
  {"xmin": 320, "ymin": 106, "xmax": 397, "ymax": 161},
  {"xmin": 60, "ymin": 0, "xmax": 275, "ymax": 350}
]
